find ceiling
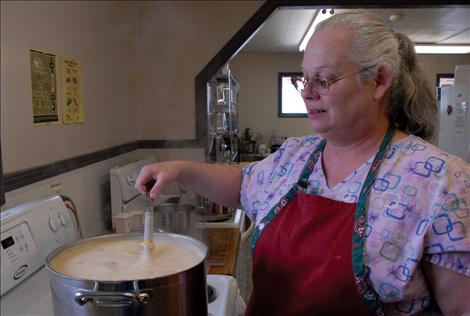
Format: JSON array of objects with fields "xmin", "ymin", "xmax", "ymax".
[{"xmin": 242, "ymin": 7, "xmax": 470, "ymax": 53}]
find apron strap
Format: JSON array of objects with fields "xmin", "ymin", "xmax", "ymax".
[
  {"xmin": 296, "ymin": 139, "xmax": 326, "ymax": 191},
  {"xmin": 352, "ymin": 125, "xmax": 395, "ymax": 313}
]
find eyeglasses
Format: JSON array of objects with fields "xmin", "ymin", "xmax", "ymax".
[{"xmin": 291, "ymin": 65, "xmax": 376, "ymax": 95}]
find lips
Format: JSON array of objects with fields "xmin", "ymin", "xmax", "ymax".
[{"xmin": 308, "ymin": 109, "xmax": 327, "ymax": 115}]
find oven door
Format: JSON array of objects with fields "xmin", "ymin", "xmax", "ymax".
[{"xmin": 1, "ymin": 267, "xmax": 53, "ymax": 316}]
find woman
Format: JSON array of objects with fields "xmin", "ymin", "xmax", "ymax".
[{"xmin": 136, "ymin": 11, "xmax": 469, "ymax": 315}]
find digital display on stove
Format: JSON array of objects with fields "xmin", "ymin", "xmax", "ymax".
[{"xmin": 1, "ymin": 236, "xmax": 15, "ymax": 250}]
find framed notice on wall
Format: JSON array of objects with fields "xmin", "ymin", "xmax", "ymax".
[
  {"xmin": 30, "ymin": 49, "xmax": 59, "ymax": 124},
  {"xmin": 60, "ymin": 57, "xmax": 85, "ymax": 124}
]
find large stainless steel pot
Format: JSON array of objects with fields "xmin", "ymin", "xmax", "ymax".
[{"xmin": 46, "ymin": 232, "xmax": 208, "ymax": 316}]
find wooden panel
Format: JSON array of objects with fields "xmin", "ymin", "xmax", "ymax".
[{"xmin": 204, "ymin": 227, "xmax": 241, "ymax": 276}]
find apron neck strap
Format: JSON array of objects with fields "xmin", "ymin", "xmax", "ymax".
[{"xmin": 296, "ymin": 125, "xmax": 395, "ymax": 191}]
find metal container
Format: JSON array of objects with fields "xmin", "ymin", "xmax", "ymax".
[
  {"xmin": 195, "ymin": 198, "xmax": 235, "ymax": 222},
  {"xmin": 46, "ymin": 232, "xmax": 208, "ymax": 316},
  {"xmin": 154, "ymin": 203, "xmax": 196, "ymax": 235}
]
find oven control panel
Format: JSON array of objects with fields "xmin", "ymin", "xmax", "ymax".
[
  {"xmin": 0, "ymin": 195, "xmax": 79, "ymax": 296},
  {"xmin": 1, "ymin": 222, "xmax": 39, "ymax": 273}
]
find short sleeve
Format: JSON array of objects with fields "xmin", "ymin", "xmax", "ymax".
[
  {"xmin": 240, "ymin": 150, "xmax": 283, "ymax": 222},
  {"xmin": 239, "ymin": 136, "xmax": 321, "ymax": 224},
  {"xmin": 422, "ymin": 157, "xmax": 470, "ymax": 276},
  {"xmin": 240, "ymin": 161, "xmax": 258, "ymax": 221}
]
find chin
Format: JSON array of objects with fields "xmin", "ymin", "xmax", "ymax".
[{"xmin": 308, "ymin": 122, "xmax": 329, "ymax": 135}]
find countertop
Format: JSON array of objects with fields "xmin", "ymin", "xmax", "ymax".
[{"xmin": 203, "ymin": 227, "xmax": 241, "ymax": 276}]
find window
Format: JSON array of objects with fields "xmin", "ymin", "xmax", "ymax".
[{"xmin": 278, "ymin": 72, "xmax": 307, "ymax": 117}]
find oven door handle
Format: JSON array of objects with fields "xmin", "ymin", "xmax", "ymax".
[{"xmin": 74, "ymin": 290, "xmax": 150, "ymax": 307}]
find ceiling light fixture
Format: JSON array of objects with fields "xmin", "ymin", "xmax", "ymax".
[
  {"xmin": 415, "ymin": 45, "xmax": 470, "ymax": 54},
  {"xmin": 388, "ymin": 13, "xmax": 403, "ymax": 22},
  {"xmin": 299, "ymin": 9, "xmax": 334, "ymax": 52}
]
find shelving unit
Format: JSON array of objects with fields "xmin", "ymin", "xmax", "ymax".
[{"xmin": 207, "ymin": 66, "xmax": 239, "ymax": 163}]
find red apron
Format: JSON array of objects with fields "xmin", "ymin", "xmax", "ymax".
[
  {"xmin": 245, "ymin": 127, "xmax": 395, "ymax": 315},
  {"xmin": 245, "ymin": 192, "xmax": 372, "ymax": 316}
]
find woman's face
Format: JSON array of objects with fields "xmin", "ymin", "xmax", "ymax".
[{"xmin": 301, "ymin": 28, "xmax": 381, "ymax": 140}]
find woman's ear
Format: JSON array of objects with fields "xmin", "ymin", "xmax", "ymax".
[{"xmin": 374, "ymin": 63, "xmax": 393, "ymax": 101}]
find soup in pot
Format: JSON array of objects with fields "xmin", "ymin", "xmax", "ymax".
[{"xmin": 49, "ymin": 235, "xmax": 203, "ymax": 281}]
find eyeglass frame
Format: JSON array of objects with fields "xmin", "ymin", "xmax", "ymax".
[{"xmin": 291, "ymin": 65, "xmax": 376, "ymax": 95}]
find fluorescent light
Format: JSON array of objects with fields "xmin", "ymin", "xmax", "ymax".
[
  {"xmin": 298, "ymin": 11, "xmax": 470, "ymax": 55},
  {"xmin": 299, "ymin": 9, "xmax": 334, "ymax": 52},
  {"xmin": 415, "ymin": 45, "xmax": 470, "ymax": 54}
]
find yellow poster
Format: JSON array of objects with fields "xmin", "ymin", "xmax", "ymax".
[
  {"xmin": 60, "ymin": 57, "xmax": 85, "ymax": 124},
  {"xmin": 30, "ymin": 49, "xmax": 59, "ymax": 124}
]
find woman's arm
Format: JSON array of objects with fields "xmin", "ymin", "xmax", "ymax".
[
  {"xmin": 422, "ymin": 261, "xmax": 470, "ymax": 315},
  {"xmin": 135, "ymin": 161, "xmax": 243, "ymax": 208}
]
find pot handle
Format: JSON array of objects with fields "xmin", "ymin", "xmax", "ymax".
[{"xmin": 74, "ymin": 290, "xmax": 150, "ymax": 307}]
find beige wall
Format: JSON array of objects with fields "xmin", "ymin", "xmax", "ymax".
[
  {"xmin": 135, "ymin": 1, "xmax": 262, "ymax": 140},
  {"xmin": 1, "ymin": 1, "xmax": 139, "ymax": 172},
  {"xmin": 418, "ymin": 54, "xmax": 470, "ymax": 87},
  {"xmin": 1, "ymin": 1, "xmax": 261, "ymax": 236},
  {"xmin": 2, "ymin": 148, "xmax": 204, "ymax": 237},
  {"xmin": 230, "ymin": 51, "xmax": 470, "ymax": 142},
  {"xmin": 230, "ymin": 52, "xmax": 308, "ymax": 140},
  {"xmin": 1, "ymin": 1, "xmax": 262, "ymax": 173}
]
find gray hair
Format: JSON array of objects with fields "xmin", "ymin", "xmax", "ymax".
[{"xmin": 315, "ymin": 10, "xmax": 437, "ymax": 140}]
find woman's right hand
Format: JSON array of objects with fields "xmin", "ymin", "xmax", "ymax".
[{"xmin": 135, "ymin": 161, "xmax": 184, "ymax": 200}]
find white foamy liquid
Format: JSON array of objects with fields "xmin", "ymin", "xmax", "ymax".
[{"xmin": 50, "ymin": 237, "xmax": 202, "ymax": 281}]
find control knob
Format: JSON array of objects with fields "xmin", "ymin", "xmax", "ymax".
[{"xmin": 48, "ymin": 216, "xmax": 60, "ymax": 232}]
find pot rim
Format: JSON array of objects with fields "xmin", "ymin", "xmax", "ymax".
[{"xmin": 45, "ymin": 232, "xmax": 208, "ymax": 283}]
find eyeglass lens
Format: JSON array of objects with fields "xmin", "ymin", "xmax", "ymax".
[{"xmin": 292, "ymin": 77, "xmax": 329, "ymax": 95}]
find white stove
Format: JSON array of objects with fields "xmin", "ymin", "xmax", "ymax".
[{"xmin": 1, "ymin": 195, "xmax": 245, "ymax": 316}]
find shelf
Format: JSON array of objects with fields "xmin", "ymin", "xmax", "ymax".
[{"xmin": 207, "ymin": 67, "xmax": 239, "ymax": 163}]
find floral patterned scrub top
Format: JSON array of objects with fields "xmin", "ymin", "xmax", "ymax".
[{"xmin": 240, "ymin": 134, "xmax": 470, "ymax": 315}]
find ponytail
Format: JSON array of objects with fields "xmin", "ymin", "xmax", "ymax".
[{"xmin": 388, "ymin": 33, "xmax": 437, "ymax": 140}]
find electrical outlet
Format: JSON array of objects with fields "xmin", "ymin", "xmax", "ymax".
[{"xmin": 50, "ymin": 182, "xmax": 62, "ymax": 194}]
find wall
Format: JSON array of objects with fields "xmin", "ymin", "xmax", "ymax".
[
  {"xmin": 4, "ymin": 150, "xmax": 145, "ymax": 237},
  {"xmin": 3, "ymin": 148, "xmax": 204, "ymax": 237},
  {"xmin": 418, "ymin": 54, "xmax": 470, "ymax": 87},
  {"xmin": 1, "ymin": 1, "xmax": 139, "ymax": 172},
  {"xmin": 230, "ymin": 52, "xmax": 307, "ymax": 140},
  {"xmin": 1, "ymin": 1, "xmax": 262, "ymax": 237},
  {"xmin": 230, "ymin": 51, "xmax": 470, "ymax": 142},
  {"xmin": 135, "ymin": 1, "xmax": 263, "ymax": 140}
]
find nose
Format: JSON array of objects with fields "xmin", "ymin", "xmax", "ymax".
[{"xmin": 301, "ymin": 87, "xmax": 321, "ymax": 101}]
